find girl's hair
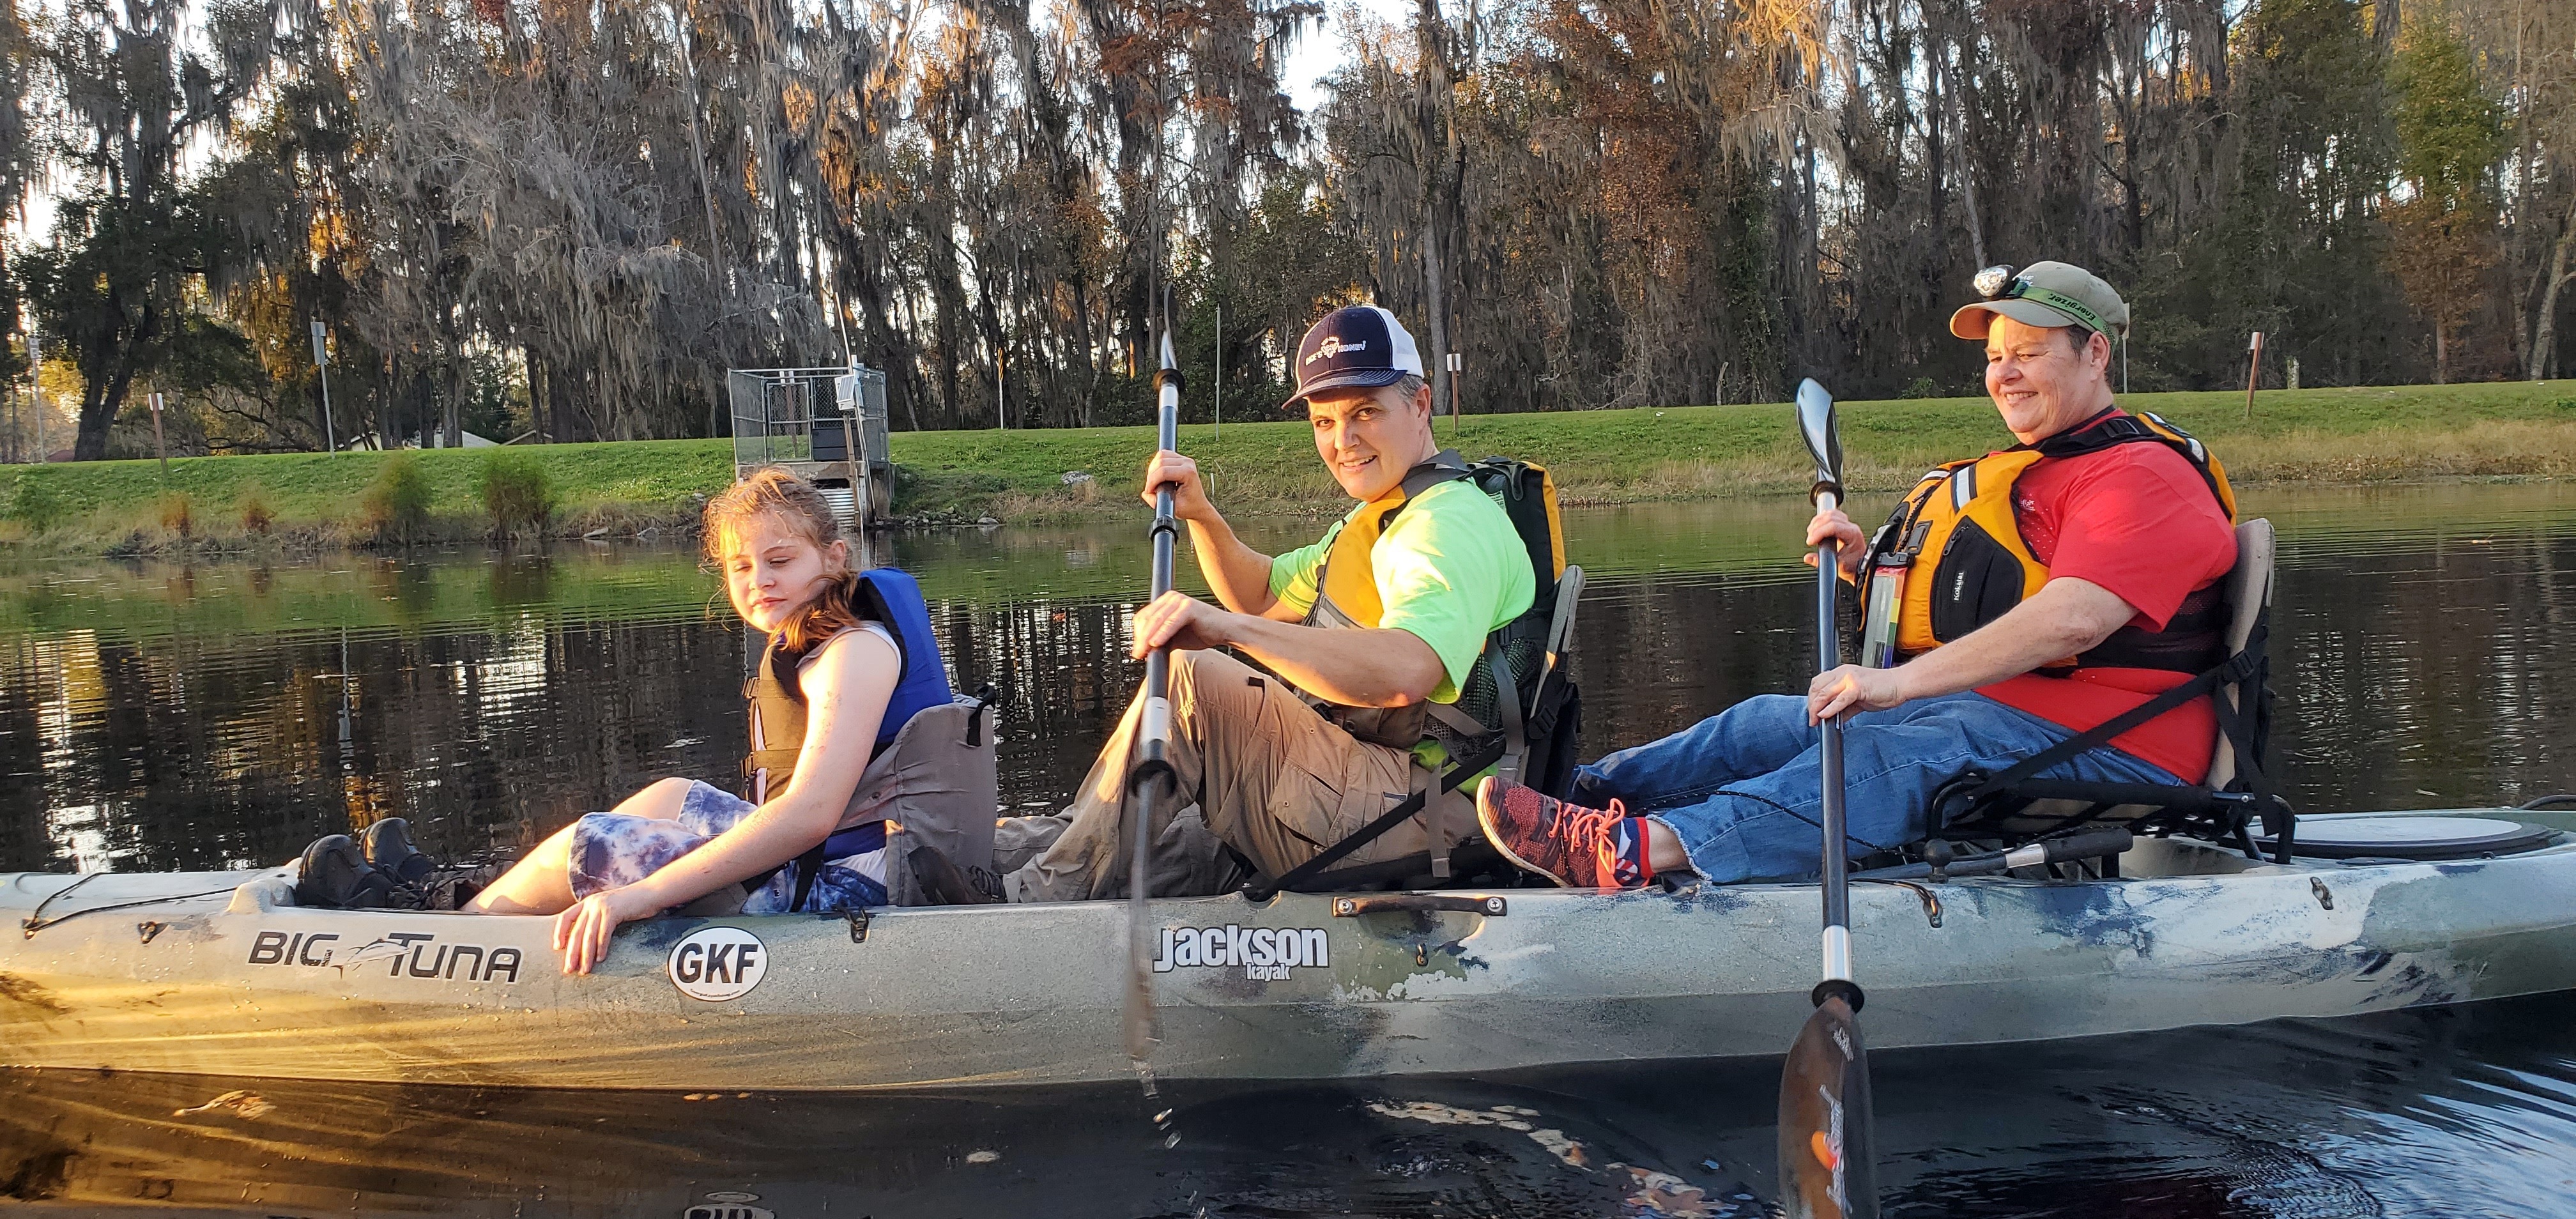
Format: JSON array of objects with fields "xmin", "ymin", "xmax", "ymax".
[{"xmin": 702, "ymin": 466, "xmax": 877, "ymax": 654}]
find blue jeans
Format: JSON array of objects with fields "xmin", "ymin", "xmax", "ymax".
[{"xmin": 1572, "ymin": 691, "xmax": 2183, "ymax": 884}]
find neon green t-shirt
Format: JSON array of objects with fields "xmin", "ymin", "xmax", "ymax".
[{"xmin": 1268, "ymin": 477, "xmax": 1537, "ymax": 704}]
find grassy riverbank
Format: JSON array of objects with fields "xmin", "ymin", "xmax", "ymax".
[{"xmin": 4, "ymin": 381, "xmax": 2573, "ymax": 554}]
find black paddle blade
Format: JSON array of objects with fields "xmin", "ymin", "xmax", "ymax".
[
  {"xmin": 1776, "ymin": 994, "xmax": 1879, "ymax": 1219},
  {"xmin": 1795, "ymin": 378, "xmax": 1842, "ymax": 494}
]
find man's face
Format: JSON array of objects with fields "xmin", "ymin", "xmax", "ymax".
[
  {"xmin": 1307, "ymin": 382, "xmax": 1435, "ymax": 501},
  {"xmin": 1983, "ymin": 313, "xmax": 2112, "ymax": 441}
]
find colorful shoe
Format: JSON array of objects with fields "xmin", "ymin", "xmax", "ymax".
[{"xmin": 1474, "ymin": 777, "xmax": 1654, "ymax": 889}]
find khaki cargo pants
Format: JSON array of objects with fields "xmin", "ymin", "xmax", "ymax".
[{"xmin": 1001, "ymin": 648, "xmax": 1474, "ymax": 902}]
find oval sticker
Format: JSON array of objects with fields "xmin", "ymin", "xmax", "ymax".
[{"xmin": 666, "ymin": 926, "xmax": 769, "ymax": 1002}]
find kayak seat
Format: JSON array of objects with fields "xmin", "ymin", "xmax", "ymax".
[
  {"xmin": 1924, "ymin": 518, "xmax": 2295, "ymax": 869},
  {"xmin": 1245, "ymin": 564, "xmax": 1588, "ymax": 897}
]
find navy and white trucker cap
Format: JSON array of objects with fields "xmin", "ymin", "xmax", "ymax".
[{"xmin": 1282, "ymin": 305, "xmax": 1424, "ymax": 410}]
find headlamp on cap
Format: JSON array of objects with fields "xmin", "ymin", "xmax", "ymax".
[{"xmin": 1968, "ymin": 263, "xmax": 2115, "ymax": 341}]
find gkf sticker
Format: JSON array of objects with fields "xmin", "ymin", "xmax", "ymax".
[
  {"xmin": 684, "ymin": 1190, "xmax": 772, "ymax": 1219},
  {"xmin": 667, "ymin": 926, "xmax": 769, "ymax": 1002},
  {"xmin": 1153, "ymin": 924, "xmax": 1328, "ymax": 981}
]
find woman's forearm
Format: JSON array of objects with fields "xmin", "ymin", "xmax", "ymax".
[{"xmin": 1894, "ymin": 577, "xmax": 2135, "ymax": 700}]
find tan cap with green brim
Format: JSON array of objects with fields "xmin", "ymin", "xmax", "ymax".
[{"xmin": 1949, "ymin": 261, "xmax": 2131, "ymax": 342}]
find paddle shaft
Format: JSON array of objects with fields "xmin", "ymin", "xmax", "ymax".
[
  {"xmin": 1124, "ymin": 342, "xmax": 1185, "ymax": 1064},
  {"xmin": 1813, "ymin": 491, "xmax": 1851, "ymax": 983}
]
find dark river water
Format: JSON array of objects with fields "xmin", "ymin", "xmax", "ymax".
[{"xmin": 3, "ymin": 484, "xmax": 2574, "ymax": 1215}]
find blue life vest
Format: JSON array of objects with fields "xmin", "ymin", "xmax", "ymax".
[
  {"xmin": 742, "ymin": 566, "xmax": 954, "ymax": 802},
  {"xmin": 851, "ymin": 567, "xmax": 954, "ymax": 746}
]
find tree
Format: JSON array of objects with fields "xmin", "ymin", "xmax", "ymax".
[
  {"xmin": 2386, "ymin": 10, "xmax": 2509, "ymax": 382},
  {"xmin": 20, "ymin": 0, "xmax": 276, "ymax": 461}
]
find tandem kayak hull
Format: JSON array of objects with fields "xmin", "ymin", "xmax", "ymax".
[{"xmin": 1, "ymin": 810, "xmax": 2571, "ymax": 1091}]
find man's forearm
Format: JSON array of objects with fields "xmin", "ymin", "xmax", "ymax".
[
  {"xmin": 1186, "ymin": 515, "xmax": 1278, "ymax": 615},
  {"xmin": 1890, "ymin": 578, "xmax": 2134, "ymax": 701},
  {"xmin": 1223, "ymin": 616, "xmax": 1444, "ymax": 707}
]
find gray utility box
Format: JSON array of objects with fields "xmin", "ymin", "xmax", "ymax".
[{"xmin": 727, "ymin": 365, "xmax": 893, "ymax": 527}]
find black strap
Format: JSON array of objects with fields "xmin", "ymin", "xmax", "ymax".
[
  {"xmin": 786, "ymin": 841, "xmax": 827, "ymax": 912},
  {"xmin": 1244, "ymin": 740, "xmax": 1505, "ymax": 901},
  {"xmin": 1962, "ymin": 620, "xmax": 2268, "ymax": 808},
  {"xmin": 2206, "ymin": 659, "xmax": 2292, "ymax": 860}
]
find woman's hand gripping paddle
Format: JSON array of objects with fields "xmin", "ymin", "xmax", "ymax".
[
  {"xmin": 1777, "ymin": 378, "xmax": 1880, "ymax": 1219},
  {"xmin": 1125, "ymin": 327, "xmax": 1186, "ymax": 1076}
]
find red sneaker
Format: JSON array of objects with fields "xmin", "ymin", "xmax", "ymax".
[{"xmin": 1475, "ymin": 776, "xmax": 1653, "ymax": 889}]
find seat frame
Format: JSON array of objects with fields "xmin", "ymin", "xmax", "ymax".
[{"xmin": 1923, "ymin": 518, "xmax": 2294, "ymax": 867}]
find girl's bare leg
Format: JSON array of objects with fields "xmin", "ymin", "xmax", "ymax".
[{"xmin": 465, "ymin": 778, "xmax": 696, "ymax": 915}]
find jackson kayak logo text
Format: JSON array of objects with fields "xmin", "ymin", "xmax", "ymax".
[
  {"xmin": 245, "ymin": 930, "xmax": 522, "ymax": 983},
  {"xmin": 1153, "ymin": 924, "xmax": 1329, "ymax": 981}
]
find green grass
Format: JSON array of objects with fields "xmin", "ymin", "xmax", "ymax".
[{"xmin": 5, "ymin": 381, "xmax": 2575, "ymax": 554}]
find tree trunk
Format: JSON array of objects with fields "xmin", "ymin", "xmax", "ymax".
[
  {"xmin": 2529, "ymin": 211, "xmax": 2575, "ymax": 381},
  {"xmin": 1422, "ymin": 233, "xmax": 1449, "ymax": 419}
]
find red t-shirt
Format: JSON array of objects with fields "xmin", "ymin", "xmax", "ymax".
[{"xmin": 1973, "ymin": 415, "xmax": 2239, "ymax": 783}]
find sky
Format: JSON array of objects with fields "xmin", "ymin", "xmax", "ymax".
[{"xmin": 1284, "ymin": 0, "xmax": 1409, "ymax": 113}]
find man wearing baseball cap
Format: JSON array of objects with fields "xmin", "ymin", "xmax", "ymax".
[
  {"xmin": 1001, "ymin": 305, "xmax": 1540, "ymax": 900},
  {"xmin": 1473, "ymin": 261, "xmax": 2244, "ymax": 890}
]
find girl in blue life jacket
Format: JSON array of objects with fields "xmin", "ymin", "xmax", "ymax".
[{"xmin": 452, "ymin": 468, "xmax": 981, "ymax": 974}]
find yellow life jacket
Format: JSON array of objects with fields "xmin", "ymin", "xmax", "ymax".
[
  {"xmin": 1859, "ymin": 410, "xmax": 2235, "ymax": 674},
  {"xmin": 1300, "ymin": 450, "xmax": 1567, "ymax": 759}
]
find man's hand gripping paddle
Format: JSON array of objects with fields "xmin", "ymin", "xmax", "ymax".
[
  {"xmin": 1125, "ymin": 326, "xmax": 1186, "ymax": 1078},
  {"xmin": 1777, "ymin": 378, "xmax": 1880, "ymax": 1219}
]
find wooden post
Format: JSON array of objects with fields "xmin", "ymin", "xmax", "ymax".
[
  {"xmin": 2243, "ymin": 332, "xmax": 2266, "ymax": 421},
  {"xmin": 150, "ymin": 392, "xmax": 169, "ymax": 485},
  {"xmin": 311, "ymin": 319, "xmax": 337, "ymax": 452}
]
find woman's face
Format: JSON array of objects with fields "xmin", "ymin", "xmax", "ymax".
[{"xmin": 720, "ymin": 514, "xmax": 847, "ymax": 635}]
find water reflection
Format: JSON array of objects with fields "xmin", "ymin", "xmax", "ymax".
[
  {"xmin": 2, "ymin": 485, "xmax": 2575, "ymax": 873},
  {"xmin": 0, "ymin": 993, "xmax": 2569, "ymax": 1215}
]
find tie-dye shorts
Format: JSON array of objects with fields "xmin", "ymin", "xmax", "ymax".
[{"xmin": 567, "ymin": 779, "xmax": 889, "ymax": 914}]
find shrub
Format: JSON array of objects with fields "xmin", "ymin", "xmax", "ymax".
[
  {"xmin": 360, "ymin": 454, "xmax": 434, "ymax": 544},
  {"xmin": 236, "ymin": 482, "xmax": 276, "ymax": 535},
  {"xmin": 1902, "ymin": 376, "xmax": 1940, "ymax": 400},
  {"xmin": 474, "ymin": 448, "xmax": 556, "ymax": 537},
  {"xmin": 157, "ymin": 491, "xmax": 194, "ymax": 539},
  {"xmin": 9, "ymin": 475, "xmax": 68, "ymax": 533}
]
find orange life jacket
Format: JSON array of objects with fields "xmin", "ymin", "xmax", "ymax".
[{"xmin": 1858, "ymin": 410, "xmax": 2236, "ymax": 674}]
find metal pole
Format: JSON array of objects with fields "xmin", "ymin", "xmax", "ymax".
[
  {"xmin": 1213, "ymin": 303, "xmax": 1222, "ymax": 440},
  {"xmin": 150, "ymin": 392, "xmax": 169, "ymax": 485},
  {"xmin": 312, "ymin": 319, "xmax": 337, "ymax": 452},
  {"xmin": 26, "ymin": 330, "xmax": 40, "ymax": 463}
]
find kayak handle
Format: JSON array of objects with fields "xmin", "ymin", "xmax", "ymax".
[{"xmin": 1332, "ymin": 894, "xmax": 1507, "ymax": 918}]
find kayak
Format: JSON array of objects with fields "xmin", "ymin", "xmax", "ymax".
[{"xmin": 1, "ymin": 807, "xmax": 2570, "ymax": 1092}]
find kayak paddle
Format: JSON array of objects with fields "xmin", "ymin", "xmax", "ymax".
[
  {"xmin": 1777, "ymin": 377, "xmax": 1880, "ymax": 1219},
  {"xmin": 1125, "ymin": 325, "xmax": 1186, "ymax": 1071}
]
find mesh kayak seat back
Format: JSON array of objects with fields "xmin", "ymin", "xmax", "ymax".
[{"xmin": 1927, "ymin": 518, "xmax": 2294, "ymax": 866}]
